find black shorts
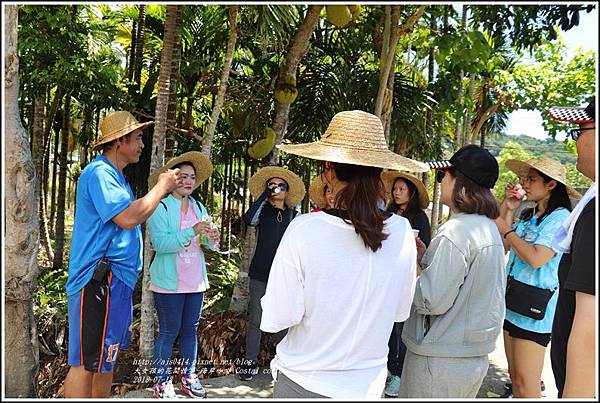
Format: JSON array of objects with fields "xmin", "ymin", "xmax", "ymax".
[{"xmin": 503, "ymin": 320, "xmax": 551, "ymax": 348}]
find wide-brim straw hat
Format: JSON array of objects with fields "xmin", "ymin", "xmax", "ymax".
[
  {"xmin": 279, "ymin": 110, "xmax": 429, "ymax": 172},
  {"xmin": 93, "ymin": 110, "xmax": 154, "ymax": 150},
  {"xmin": 308, "ymin": 175, "xmax": 328, "ymax": 209},
  {"xmin": 381, "ymin": 170, "xmax": 430, "ymax": 209},
  {"xmin": 505, "ymin": 158, "xmax": 582, "ymax": 199},
  {"xmin": 148, "ymin": 151, "xmax": 213, "ymax": 191},
  {"xmin": 248, "ymin": 166, "xmax": 306, "ymax": 207}
]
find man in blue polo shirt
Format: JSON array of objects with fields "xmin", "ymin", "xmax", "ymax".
[{"xmin": 64, "ymin": 111, "xmax": 182, "ymax": 398}]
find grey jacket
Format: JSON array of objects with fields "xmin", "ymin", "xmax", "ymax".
[{"xmin": 402, "ymin": 212, "xmax": 506, "ymax": 357}]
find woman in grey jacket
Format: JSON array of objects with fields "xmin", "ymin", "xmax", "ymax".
[{"xmin": 399, "ymin": 145, "xmax": 506, "ymax": 398}]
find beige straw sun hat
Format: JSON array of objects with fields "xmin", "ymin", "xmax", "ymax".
[
  {"xmin": 148, "ymin": 151, "xmax": 213, "ymax": 191},
  {"xmin": 248, "ymin": 166, "xmax": 306, "ymax": 207},
  {"xmin": 94, "ymin": 110, "xmax": 154, "ymax": 150},
  {"xmin": 505, "ymin": 158, "xmax": 582, "ymax": 199},
  {"xmin": 308, "ymin": 175, "xmax": 328, "ymax": 209},
  {"xmin": 381, "ymin": 171, "xmax": 430, "ymax": 210},
  {"xmin": 279, "ymin": 110, "xmax": 429, "ymax": 172}
]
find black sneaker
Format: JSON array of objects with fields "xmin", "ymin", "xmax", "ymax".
[
  {"xmin": 237, "ymin": 360, "xmax": 258, "ymax": 381},
  {"xmin": 500, "ymin": 383, "xmax": 513, "ymax": 398}
]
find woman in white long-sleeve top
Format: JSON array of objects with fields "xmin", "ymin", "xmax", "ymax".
[
  {"xmin": 258, "ymin": 110, "xmax": 429, "ymax": 399},
  {"xmin": 399, "ymin": 145, "xmax": 506, "ymax": 398}
]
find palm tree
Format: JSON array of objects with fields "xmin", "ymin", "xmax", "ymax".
[
  {"xmin": 139, "ymin": 3, "xmax": 184, "ymax": 366},
  {"xmin": 201, "ymin": 5, "xmax": 239, "ymax": 159}
]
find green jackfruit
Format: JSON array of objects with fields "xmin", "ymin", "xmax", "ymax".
[
  {"xmin": 251, "ymin": 138, "xmax": 275, "ymax": 159},
  {"xmin": 247, "ymin": 127, "xmax": 277, "ymax": 160},
  {"xmin": 326, "ymin": 5, "xmax": 353, "ymax": 28},
  {"xmin": 264, "ymin": 127, "xmax": 276, "ymax": 143},
  {"xmin": 348, "ymin": 5, "xmax": 361, "ymax": 20},
  {"xmin": 247, "ymin": 144, "xmax": 258, "ymax": 159},
  {"xmin": 274, "ymin": 85, "xmax": 298, "ymax": 105}
]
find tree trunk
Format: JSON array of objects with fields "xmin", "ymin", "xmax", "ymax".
[
  {"xmin": 128, "ymin": 20, "xmax": 137, "ymax": 83},
  {"xmin": 165, "ymin": 5, "xmax": 183, "ymax": 160},
  {"xmin": 133, "ymin": 5, "xmax": 146, "ymax": 90},
  {"xmin": 471, "ymin": 104, "xmax": 499, "ymax": 144},
  {"xmin": 49, "ymin": 120, "xmax": 61, "ymax": 237},
  {"xmin": 455, "ymin": 5, "xmax": 468, "ymax": 148},
  {"xmin": 230, "ymin": 5, "xmax": 323, "ymax": 312},
  {"xmin": 268, "ymin": 5, "xmax": 323, "ymax": 165},
  {"xmin": 201, "ymin": 5, "xmax": 238, "ymax": 159},
  {"xmin": 4, "ymin": 5, "xmax": 40, "ymax": 396},
  {"xmin": 31, "ymin": 92, "xmax": 54, "ymax": 261},
  {"xmin": 374, "ymin": 5, "xmax": 427, "ymax": 122},
  {"xmin": 139, "ymin": 4, "xmax": 182, "ymax": 367},
  {"xmin": 462, "ymin": 73, "xmax": 475, "ymax": 146},
  {"xmin": 53, "ymin": 94, "xmax": 71, "ymax": 270}
]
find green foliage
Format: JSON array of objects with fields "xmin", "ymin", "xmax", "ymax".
[
  {"xmin": 495, "ymin": 36, "xmax": 596, "ymax": 138},
  {"xmin": 34, "ymin": 268, "xmax": 69, "ymax": 355},
  {"xmin": 203, "ymin": 238, "xmax": 243, "ymax": 314},
  {"xmin": 565, "ymin": 163, "xmax": 593, "ymax": 189},
  {"xmin": 471, "ymin": 4, "xmax": 595, "ymax": 52}
]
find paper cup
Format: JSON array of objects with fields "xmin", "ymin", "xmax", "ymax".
[{"xmin": 412, "ymin": 229, "xmax": 420, "ymax": 238}]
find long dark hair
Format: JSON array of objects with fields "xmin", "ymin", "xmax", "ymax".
[
  {"xmin": 450, "ymin": 169, "xmax": 500, "ymax": 219},
  {"xmin": 520, "ymin": 170, "xmax": 572, "ymax": 223},
  {"xmin": 385, "ymin": 177, "xmax": 421, "ymax": 224},
  {"xmin": 327, "ymin": 162, "xmax": 388, "ymax": 252}
]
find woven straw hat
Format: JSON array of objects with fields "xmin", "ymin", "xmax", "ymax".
[
  {"xmin": 148, "ymin": 151, "xmax": 213, "ymax": 191},
  {"xmin": 381, "ymin": 170, "xmax": 429, "ymax": 210},
  {"xmin": 248, "ymin": 166, "xmax": 306, "ymax": 207},
  {"xmin": 279, "ymin": 110, "xmax": 429, "ymax": 172},
  {"xmin": 505, "ymin": 158, "xmax": 582, "ymax": 199},
  {"xmin": 308, "ymin": 175, "xmax": 328, "ymax": 209},
  {"xmin": 94, "ymin": 111, "xmax": 154, "ymax": 150}
]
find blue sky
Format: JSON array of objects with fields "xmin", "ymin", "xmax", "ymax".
[{"xmin": 504, "ymin": 7, "xmax": 598, "ymax": 141}]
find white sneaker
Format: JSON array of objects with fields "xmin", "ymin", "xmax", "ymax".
[
  {"xmin": 384, "ymin": 375, "xmax": 401, "ymax": 397},
  {"xmin": 181, "ymin": 373, "xmax": 207, "ymax": 398},
  {"xmin": 153, "ymin": 379, "xmax": 176, "ymax": 399}
]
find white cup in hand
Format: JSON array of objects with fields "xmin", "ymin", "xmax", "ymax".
[{"xmin": 412, "ymin": 229, "xmax": 420, "ymax": 238}]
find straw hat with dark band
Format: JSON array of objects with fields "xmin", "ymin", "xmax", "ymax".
[
  {"xmin": 248, "ymin": 166, "xmax": 306, "ymax": 207},
  {"xmin": 94, "ymin": 111, "xmax": 154, "ymax": 150},
  {"xmin": 308, "ymin": 175, "xmax": 328, "ymax": 209},
  {"xmin": 505, "ymin": 158, "xmax": 582, "ymax": 199},
  {"xmin": 280, "ymin": 110, "xmax": 429, "ymax": 172},
  {"xmin": 381, "ymin": 171, "xmax": 429, "ymax": 210},
  {"xmin": 148, "ymin": 151, "xmax": 213, "ymax": 191}
]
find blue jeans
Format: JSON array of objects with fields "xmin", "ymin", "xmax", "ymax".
[
  {"xmin": 387, "ymin": 322, "xmax": 407, "ymax": 377},
  {"xmin": 153, "ymin": 292, "xmax": 204, "ymax": 383}
]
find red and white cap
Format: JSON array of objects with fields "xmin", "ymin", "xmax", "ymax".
[{"xmin": 547, "ymin": 99, "xmax": 595, "ymax": 123}]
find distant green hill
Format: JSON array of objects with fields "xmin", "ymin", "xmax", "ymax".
[{"xmin": 485, "ymin": 134, "xmax": 577, "ymax": 165}]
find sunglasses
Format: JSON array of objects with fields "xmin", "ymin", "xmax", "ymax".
[
  {"xmin": 569, "ymin": 126, "xmax": 595, "ymax": 141},
  {"xmin": 436, "ymin": 169, "xmax": 446, "ymax": 183},
  {"xmin": 267, "ymin": 182, "xmax": 288, "ymax": 191}
]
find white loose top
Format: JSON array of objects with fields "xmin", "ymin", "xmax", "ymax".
[{"xmin": 260, "ymin": 211, "xmax": 417, "ymax": 399}]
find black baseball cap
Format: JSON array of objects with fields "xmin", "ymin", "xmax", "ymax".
[
  {"xmin": 427, "ymin": 144, "xmax": 499, "ymax": 189},
  {"xmin": 548, "ymin": 99, "xmax": 595, "ymax": 123}
]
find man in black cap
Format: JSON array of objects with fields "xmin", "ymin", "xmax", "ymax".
[{"xmin": 547, "ymin": 99, "xmax": 596, "ymax": 398}]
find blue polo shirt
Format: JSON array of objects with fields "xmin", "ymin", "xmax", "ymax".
[
  {"xmin": 505, "ymin": 207, "xmax": 570, "ymax": 334},
  {"xmin": 66, "ymin": 155, "xmax": 143, "ymax": 296}
]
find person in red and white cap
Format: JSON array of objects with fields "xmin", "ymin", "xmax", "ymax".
[{"xmin": 547, "ymin": 99, "xmax": 596, "ymax": 398}]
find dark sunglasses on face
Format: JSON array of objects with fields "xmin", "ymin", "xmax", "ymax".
[
  {"xmin": 436, "ymin": 169, "xmax": 446, "ymax": 183},
  {"xmin": 268, "ymin": 182, "xmax": 288, "ymax": 191},
  {"xmin": 570, "ymin": 126, "xmax": 595, "ymax": 141}
]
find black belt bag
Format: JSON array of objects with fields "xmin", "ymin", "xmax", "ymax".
[{"xmin": 505, "ymin": 275, "xmax": 555, "ymax": 320}]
